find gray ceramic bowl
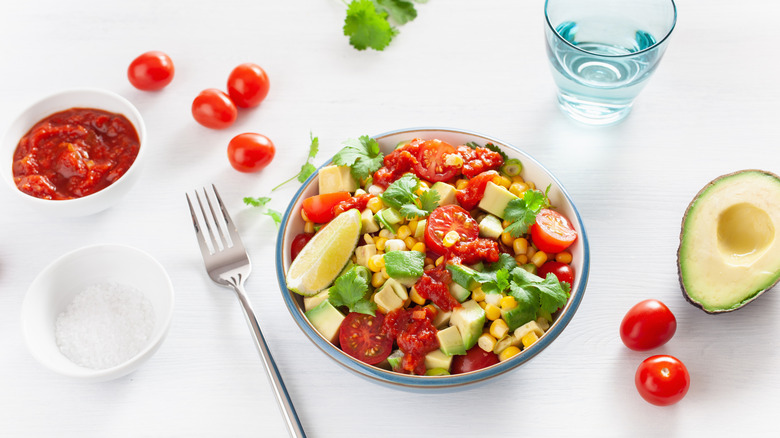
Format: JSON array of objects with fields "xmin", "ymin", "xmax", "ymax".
[{"xmin": 276, "ymin": 127, "xmax": 589, "ymax": 390}]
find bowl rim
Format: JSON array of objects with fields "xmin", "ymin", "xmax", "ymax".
[
  {"xmin": 21, "ymin": 243, "xmax": 175, "ymax": 381},
  {"xmin": 275, "ymin": 127, "xmax": 590, "ymax": 389}
]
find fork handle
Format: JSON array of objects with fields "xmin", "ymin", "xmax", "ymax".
[{"xmin": 231, "ymin": 282, "xmax": 307, "ymax": 438}]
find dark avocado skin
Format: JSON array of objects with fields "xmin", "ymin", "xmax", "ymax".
[{"xmin": 676, "ymin": 169, "xmax": 780, "ymax": 314}]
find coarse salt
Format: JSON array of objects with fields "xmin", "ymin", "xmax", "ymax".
[{"xmin": 55, "ymin": 282, "xmax": 155, "ymax": 370}]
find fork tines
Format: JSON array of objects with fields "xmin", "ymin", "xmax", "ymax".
[{"xmin": 186, "ymin": 184, "xmax": 243, "ymax": 256}]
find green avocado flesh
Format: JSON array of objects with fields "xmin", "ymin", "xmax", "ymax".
[{"xmin": 678, "ymin": 170, "xmax": 780, "ymax": 313}]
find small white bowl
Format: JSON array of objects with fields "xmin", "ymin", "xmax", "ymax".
[
  {"xmin": 21, "ymin": 244, "xmax": 175, "ymax": 382},
  {"xmin": 0, "ymin": 88, "xmax": 147, "ymax": 217}
]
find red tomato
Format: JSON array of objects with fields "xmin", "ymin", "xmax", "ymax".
[
  {"xmin": 301, "ymin": 192, "xmax": 352, "ymax": 223},
  {"xmin": 192, "ymin": 89, "xmax": 237, "ymax": 129},
  {"xmin": 530, "ymin": 209, "xmax": 577, "ymax": 253},
  {"xmin": 620, "ymin": 299, "xmax": 677, "ymax": 351},
  {"xmin": 413, "ymin": 139, "xmax": 460, "ymax": 182},
  {"xmin": 227, "ymin": 133, "xmax": 275, "ymax": 173},
  {"xmin": 127, "ymin": 51, "xmax": 175, "ymax": 91},
  {"xmin": 227, "ymin": 63, "xmax": 270, "ymax": 108},
  {"xmin": 424, "ymin": 205, "xmax": 480, "ymax": 256},
  {"xmin": 538, "ymin": 261, "xmax": 575, "ymax": 285},
  {"xmin": 290, "ymin": 233, "xmax": 313, "ymax": 261},
  {"xmin": 339, "ymin": 312, "xmax": 392, "ymax": 365},
  {"xmin": 451, "ymin": 346, "xmax": 499, "ymax": 374},
  {"xmin": 635, "ymin": 355, "xmax": 690, "ymax": 406},
  {"xmin": 455, "ymin": 170, "xmax": 499, "ymax": 211}
]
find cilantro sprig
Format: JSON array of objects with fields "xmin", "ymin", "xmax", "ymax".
[
  {"xmin": 328, "ymin": 266, "xmax": 376, "ymax": 316},
  {"xmin": 332, "ymin": 135, "xmax": 384, "ymax": 185},
  {"xmin": 273, "ymin": 133, "xmax": 320, "ymax": 191},
  {"xmin": 464, "ymin": 141, "xmax": 509, "ymax": 162},
  {"xmin": 502, "ymin": 185, "xmax": 552, "ymax": 237},
  {"xmin": 343, "ymin": 0, "xmax": 425, "ymax": 51},
  {"xmin": 379, "ymin": 174, "xmax": 440, "ymax": 219},
  {"xmin": 243, "ymin": 196, "xmax": 283, "ymax": 227}
]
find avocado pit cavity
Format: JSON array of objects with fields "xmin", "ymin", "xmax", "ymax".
[{"xmin": 717, "ymin": 202, "xmax": 774, "ymax": 264}]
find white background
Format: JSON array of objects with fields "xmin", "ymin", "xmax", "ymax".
[{"xmin": 2, "ymin": 0, "xmax": 779, "ymax": 436}]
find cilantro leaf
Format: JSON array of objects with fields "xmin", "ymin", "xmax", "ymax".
[
  {"xmin": 483, "ymin": 142, "xmax": 509, "ymax": 162},
  {"xmin": 273, "ymin": 133, "xmax": 320, "ymax": 191},
  {"xmin": 418, "ymin": 189, "xmax": 440, "ymax": 213},
  {"xmin": 380, "ymin": 174, "xmax": 439, "ymax": 219},
  {"xmin": 510, "ymin": 267, "xmax": 570, "ymax": 314},
  {"xmin": 333, "ymin": 135, "xmax": 384, "ymax": 184},
  {"xmin": 328, "ymin": 267, "xmax": 376, "ymax": 316},
  {"xmin": 344, "ymin": 0, "xmax": 398, "ymax": 51},
  {"xmin": 264, "ymin": 209, "xmax": 282, "ymax": 228},
  {"xmin": 375, "ymin": 0, "xmax": 417, "ymax": 25},
  {"xmin": 502, "ymin": 186, "xmax": 552, "ymax": 237},
  {"xmin": 243, "ymin": 196, "xmax": 271, "ymax": 207}
]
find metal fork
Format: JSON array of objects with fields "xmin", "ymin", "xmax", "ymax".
[{"xmin": 186, "ymin": 185, "xmax": 306, "ymax": 438}]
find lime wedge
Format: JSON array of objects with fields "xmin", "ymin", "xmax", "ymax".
[{"xmin": 287, "ymin": 208, "xmax": 362, "ymax": 296}]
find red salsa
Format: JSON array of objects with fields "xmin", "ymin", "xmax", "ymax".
[{"xmin": 12, "ymin": 107, "xmax": 140, "ymax": 200}]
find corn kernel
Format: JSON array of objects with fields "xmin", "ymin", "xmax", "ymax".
[
  {"xmin": 424, "ymin": 264, "xmax": 435, "ymax": 271},
  {"xmin": 509, "ymin": 182, "xmax": 529, "ymax": 197},
  {"xmin": 455, "ymin": 179, "xmax": 469, "ymax": 190},
  {"xmin": 423, "ymin": 304, "xmax": 438, "ymax": 316},
  {"xmin": 471, "ymin": 287, "xmax": 486, "ymax": 302},
  {"xmin": 397, "ymin": 225, "xmax": 412, "ymax": 240},
  {"xmin": 501, "ymin": 219, "xmax": 512, "ymax": 228},
  {"xmin": 500, "ymin": 232, "xmax": 515, "ymax": 246},
  {"xmin": 514, "ymin": 254, "xmax": 528, "ymax": 265},
  {"xmin": 498, "ymin": 346, "xmax": 521, "ymax": 362},
  {"xmin": 408, "ymin": 219, "xmax": 418, "ymax": 235},
  {"xmin": 424, "ymin": 257, "xmax": 434, "ymax": 266},
  {"xmin": 511, "ymin": 175, "xmax": 525, "ymax": 183},
  {"xmin": 444, "ymin": 153, "xmax": 464, "ymax": 168},
  {"xmin": 410, "ymin": 287, "xmax": 426, "ymax": 305},
  {"xmin": 478, "ymin": 301, "xmax": 487, "ymax": 309},
  {"xmin": 375, "ymin": 237, "xmax": 388, "ymax": 251},
  {"xmin": 435, "ymin": 256, "xmax": 445, "ymax": 266},
  {"xmin": 367, "ymin": 254, "xmax": 385, "ymax": 272},
  {"xmin": 367, "ymin": 197, "xmax": 384, "ymax": 213},
  {"xmin": 381, "ymin": 267, "xmax": 390, "ymax": 279},
  {"xmin": 490, "ymin": 319, "xmax": 509, "ymax": 339},
  {"xmin": 300, "ymin": 209, "xmax": 309, "ymax": 222},
  {"xmin": 556, "ymin": 251, "xmax": 573, "ymax": 264},
  {"xmin": 496, "ymin": 175, "xmax": 512, "ymax": 189},
  {"xmin": 531, "ymin": 250, "xmax": 548, "ymax": 268},
  {"xmin": 500, "ymin": 295, "xmax": 517, "ymax": 310},
  {"xmin": 478, "ymin": 333, "xmax": 497, "ymax": 353},
  {"xmin": 304, "ymin": 221, "xmax": 315, "ymax": 234},
  {"xmin": 443, "ymin": 230, "xmax": 461, "ymax": 248},
  {"xmin": 411, "ymin": 242, "xmax": 426, "ymax": 253},
  {"xmin": 371, "ymin": 272, "xmax": 386, "ymax": 288},
  {"xmin": 527, "ymin": 181, "xmax": 536, "ymax": 190},
  {"xmin": 404, "ymin": 236, "xmax": 417, "ymax": 249},
  {"xmin": 485, "ymin": 303, "xmax": 502, "ymax": 321},
  {"xmin": 512, "ymin": 237, "xmax": 528, "ymax": 255},
  {"xmin": 363, "ymin": 233, "xmax": 375, "ymax": 244},
  {"xmin": 526, "ymin": 246, "xmax": 536, "ymax": 258},
  {"xmin": 521, "ymin": 331, "xmax": 539, "ymax": 348},
  {"xmin": 378, "ymin": 229, "xmax": 394, "ymax": 239}
]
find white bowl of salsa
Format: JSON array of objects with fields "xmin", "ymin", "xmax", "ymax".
[{"xmin": 0, "ymin": 88, "xmax": 146, "ymax": 217}]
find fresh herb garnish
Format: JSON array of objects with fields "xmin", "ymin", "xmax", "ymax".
[
  {"xmin": 332, "ymin": 135, "xmax": 384, "ymax": 185},
  {"xmin": 273, "ymin": 133, "xmax": 320, "ymax": 191},
  {"xmin": 243, "ymin": 197, "xmax": 282, "ymax": 228},
  {"xmin": 463, "ymin": 141, "xmax": 509, "ymax": 162},
  {"xmin": 502, "ymin": 185, "xmax": 552, "ymax": 237},
  {"xmin": 328, "ymin": 266, "xmax": 376, "ymax": 316},
  {"xmin": 507, "ymin": 267, "xmax": 571, "ymax": 314},
  {"xmin": 343, "ymin": 0, "xmax": 424, "ymax": 51},
  {"xmin": 379, "ymin": 174, "xmax": 440, "ymax": 219},
  {"xmin": 264, "ymin": 209, "xmax": 283, "ymax": 227}
]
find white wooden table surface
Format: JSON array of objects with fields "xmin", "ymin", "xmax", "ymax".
[{"xmin": 2, "ymin": 1, "xmax": 779, "ymax": 436}]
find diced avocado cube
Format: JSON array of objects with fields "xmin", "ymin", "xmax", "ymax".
[
  {"xmin": 449, "ymin": 281, "xmax": 471, "ymax": 303},
  {"xmin": 381, "ymin": 207, "xmax": 403, "ymax": 225},
  {"xmin": 478, "ymin": 181, "xmax": 519, "ymax": 219},
  {"xmin": 424, "ymin": 349, "xmax": 453, "ymax": 372},
  {"xmin": 446, "ymin": 263, "xmax": 480, "ymax": 291},
  {"xmin": 501, "ymin": 305, "xmax": 536, "ymax": 331},
  {"xmin": 469, "ymin": 261, "xmax": 485, "ymax": 272},
  {"xmin": 431, "ymin": 182, "xmax": 457, "ymax": 206},
  {"xmin": 360, "ymin": 209, "xmax": 380, "ymax": 234},
  {"xmin": 374, "ymin": 209, "xmax": 398, "ymax": 233},
  {"xmin": 479, "ymin": 214, "xmax": 504, "ymax": 240},
  {"xmin": 425, "ymin": 368, "xmax": 450, "ymax": 376},
  {"xmin": 318, "ymin": 165, "xmax": 357, "ymax": 195},
  {"xmin": 431, "ymin": 304, "xmax": 452, "ymax": 329},
  {"xmin": 305, "ymin": 300, "xmax": 345, "ymax": 343},
  {"xmin": 381, "ymin": 278, "xmax": 409, "ymax": 302},
  {"xmin": 373, "ymin": 283, "xmax": 405, "ymax": 313},
  {"xmin": 386, "ymin": 350, "xmax": 404, "ymax": 372},
  {"xmin": 413, "ymin": 219, "xmax": 426, "ymax": 240},
  {"xmin": 436, "ymin": 326, "xmax": 466, "ymax": 356},
  {"xmin": 493, "ymin": 334, "xmax": 521, "ymax": 355},
  {"xmin": 303, "ymin": 289, "xmax": 330, "ymax": 312},
  {"xmin": 354, "ymin": 244, "xmax": 377, "ymax": 269},
  {"xmin": 514, "ymin": 320, "xmax": 545, "ymax": 341},
  {"xmin": 450, "ymin": 300, "xmax": 486, "ymax": 350},
  {"xmin": 384, "ymin": 250, "xmax": 425, "ymax": 287}
]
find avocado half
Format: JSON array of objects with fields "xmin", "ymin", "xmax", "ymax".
[{"xmin": 678, "ymin": 170, "xmax": 780, "ymax": 313}]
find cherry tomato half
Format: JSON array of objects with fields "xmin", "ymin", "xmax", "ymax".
[
  {"xmin": 339, "ymin": 312, "xmax": 392, "ymax": 365},
  {"xmin": 530, "ymin": 208, "xmax": 577, "ymax": 253},
  {"xmin": 451, "ymin": 346, "xmax": 499, "ymax": 374},
  {"xmin": 301, "ymin": 192, "xmax": 352, "ymax": 223},
  {"xmin": 635, "ymin": 355, "xmax": 690, "ymax": 406},
  {"xmin": 227, "ymin": 63, "xmax": 270, "ymax": 108},
  {"xmin": 227, "ymin": 133, "xmax": 275, "ymax": 173},
  {"xmin": 620, "ymin": 299, "xmax": 677, "ymax": 351},
  {"xmin": 538, "ymin": 261, "xmax": 575, "ymax": 286},
  {"xmin": 290, "ymin": 233, "xmax": 313, "ymax": 262},
  {"xmin": 413, "ymin": 139, "xmax": 461, "ymax": 182},
  {"xmin": 127, "ymin": 51, "xmax": 175, "ymax": 91},
  {"xmin": 425, "ymin": 205, "xmax": 480, "ymax": 256},
  {"xmin": 192, "ymin": 88, "xmax": 237, "ymax": 129}
]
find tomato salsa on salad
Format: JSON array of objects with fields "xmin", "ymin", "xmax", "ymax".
[
  {"xmin": 289, "ymin": 136, "xmax": 578, "ymax": 376},
  {"xmin": 12, "ymin": 108, "xmax": 140, "ymax": 200}
]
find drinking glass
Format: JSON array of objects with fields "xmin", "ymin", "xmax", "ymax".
[{"xmin": 544, "ymin": 0, "xmax": 677, "ymax": 125}]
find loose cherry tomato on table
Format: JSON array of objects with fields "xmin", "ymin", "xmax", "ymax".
[
  {"xmin": 451, "ymin": 346, "xmax": 499, "ymax": 374},
  {"xmin": 339, "ymin": 312, "xmax": 392, "ymax": 365},
  {"xmin": 301, "ymin": 192, "xmax": 352, "ymax": 223},
  {"xmin": 530, "ymin": 208, "xmax": 577, "ymax": 253},
  {"xmin": 413, "ymin": 139, "xmax": 461, "ymax": 183},
  {"xmin": 127, "ymin": 51, "xmax": 175, "ymax": 91},
  {"xmin": 227, "ymin": 63, "xmax": 270, "ymax": 108},
  {"xmin": 620, "ymin": 299, "xmax": 677, "ymax": 351},
  {"xmin": 635, "ymin": 355, "xmax": 690, "ymax": 406},
  {"xmin": 227, "ymin": 133, "xmax": 275, "ymax": 173},
  {"xmin": 425, "ymin": 205, "xmax": 480, "ymax": 256},
  {"xmin": 538, "ymin": 261, "xmax": 575, "ymax": 285},
  {"xmin": 290, "ymin": 233, "xmax": 313, "ymax": 262},
  {"xmin": 192, "ymin": 88, "xmax": 237, "ymax": 129}
]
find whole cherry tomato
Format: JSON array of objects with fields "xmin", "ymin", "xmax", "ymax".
[
  {"xmin": 537, "ymin": 261, "xmax": 575, "ymax": 285},
  {"xmin": 227, "ymin": 133, "xmax": 275, "ymax": 172},
  {"xmin": 227, "ymin": 63, "xmax": 270, "ymax": 108},
  {"xmin": 192, "ymin": 89, "xmax": 237, "ymax": 129},
  {"xmin": 620, "ymin": 299, "xmax": 677, "ymax": 351},
  {"xmin": 290, "ymin": 233, "xmax": 313, "ymax": 261},
  {"xmin": 635, "ymin": 355, "xmax": 690, "ymax": 406},
  {"xmin": 127, "ymin": 51, "xmax": 175, "ymax": 91},
  {"xmin": 530, "ymin": 209, "xmax": 577, "ymax": 253},
  {"xmin": 451, "ymin": 346, "xmax": 499, "ymax": 374}
]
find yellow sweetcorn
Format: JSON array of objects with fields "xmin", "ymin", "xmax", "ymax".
[
  {"xmin": 304, "ymin": 221, "xmax": 315, "ymax": 234},
  {"xmin": 495, "ymin": 175, "xmax": 512, "ymax": 189},
  {"xmin": 484, "ymin": 303, "xmax": 501, "ymax": 321},
  {"xmin": 408, "ymin": 219, "xmax": 418, "ymax": 235},
  {"xmin": 471, "ymin": 287, "xmax": 486, "ymax": 302},
  {"xmin": 490, "ymin": 319, "xmax": 509, "ymax": 339},
  {"xmin": 521, "ymin": 331, "xmax": 540, "ymax": 349},
  {"xmin": 478, "ymin": 333, "xmax": 497, "ymax": 353},
  {"xmin": 556, "ymin": 251, "xmax": 573, "ymax": 264},
  {"xmin": 511, "ymin": 175, "xmax": 525, "ymax": 184},
  {"xmin": 443, "ymin": 230, "xmax": 460, "ymax": 248},
  {"xmin": 367, "ymin": 197, "xmax": 384, "ymax": 213},
  {"xmin": 455, "ymin": 179, "xmax": 468, "ymax": 190},
  {"xmin": 404, "ymin": 236, "xmax": 417, "ymax": 249},
  {"xmin": 512, "ymin": 237, "xmax": 528, "ymax": 255},
  {"xmin": 371, "ymin": 272, "xmax": 385, "ymax": 288},
  {"xmin": 508, "ymin": 182, "xmax": 527, "ymax": 197},
  {"xmin": 500, "ymin": 232, "xmax": 514, "ymax": 246},
  {"xmin": 531, "ymin": 250, "xmax": 548, "ymax": 268},
  {"xmin": 500, "ymin": 295, "xmax": 517, "ymax": 311},
  {"xmin": 380, "ymin": 267, "xmax": 390, "ymax": 279},
  {"xmin": 397, "ymin": 225, "xmax": 412, "ymax": 240},
  {"xmin": 374, "ymin": 237, "xmax": 388, "ymax": 251},
  {"xmin": 435, "ymin": 256, "xmax": 445, "ymax": 266},
  {"xmin": 300, "ymin": 209, "xmax": 310, "ymax": 222},
  {"xmin": 411, "ymin": 242, "xmax": 426, "ymax": 253},
  {"xmin": 514, "ymin": 254, "xmax": 528, "ymax": 265},
  {"xmin": 367, "ymin": 254, "xmax": 385, "ymax": 272},
  {"xmin": 409, "ymin": 287, "xmax": 426, "ymax": 305},
  {"xmin": 499, "ymin": 346, "xmax": 521, "ymax": 362}
]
